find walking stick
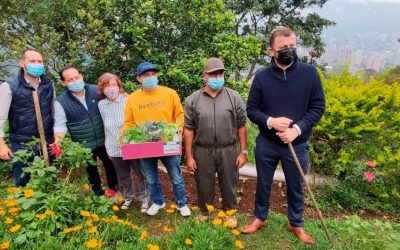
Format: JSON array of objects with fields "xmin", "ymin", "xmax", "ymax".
[
  {"xmin": 32, "ymin": 91, "xmax": 50, "ymax": 167},
  {"xmin": 288, "ymin": 142, "xmax": 332, "ymax": 242}
]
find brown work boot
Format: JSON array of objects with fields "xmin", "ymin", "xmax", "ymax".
[
  {"xmin": 241, "ymin": 218, "xmax": 266, "ymax": 234},
  {"xmin": 287, "ymin": 224, "xmax": 315, "ymax": 245}
]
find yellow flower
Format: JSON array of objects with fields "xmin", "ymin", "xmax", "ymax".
[
  {"xmin": 232, "ymin": 229, "xmax": 240, "ymax": 236},
  {"xmin": 8, "ymin": 207, "xmax": 21, "ymax": 215},
  {"xmin": 132, "ymin": 225, "xmax": 139, "ymax": 230},
  {"xmin": 10, "ymin": 224, "xmax": 21, "ymax": 233},
  {"xmin": 102, "ymin": 218, "xmax": 111, "ymax": 223},
  {"xmin": 74, "ymin": 225, "xmax": 83, "ymax": 231},
  {"xmin": 85, "ymin": 239, "xmax": 102, "ymax": 249},
  {"xmin": 35, "ymin": 214, "xmax": 46, "ymax": 220},
  {"xmin": 6, "ymin": 187, "xmax": 19, "ymax": 194},
  {"xmin": 169, "ymin": 204, "xmax": 177, "ymax": 209},
  {"xmin": 80, "ymin": 210, "xmax": 90, "ymax": 217},
  {"xmin": 217, "ymin": 211, "xmax": 226, "ymax": 217},
  {"xmin": 45, "ymin": 210, "xmax": 55, "ymax": 216},
  {"xmin": 5, "ymin": 217, "xmax": 13, "ymax": 224},
  {"xmin": 63, "ymin": 228, "xmax": 73, "ymax": 234},
  {"xmin": 112, "ymin": 205, "xmax": 120, "ymax": 211},
  {"xmin": 166, "ymin": 209, "xmax": 175, "ymax": 214},
  {"xmin": 140, "ymin": 230, "xmax": 148, "ymax": 240},
  {"xmin": 163, "ymin": 226, "xmax": 173, "ymax": 233},
  {"xmin": 88, "ymin": 226, "xmax": 98, "ymax": 234},
  {"xmin": 117, "ymin": 196, "xmax": 124, "ymax": 203},
  {"xmin": 86, "ymin": 220, "xmax": 93, "ymax": 227},
  {"xmin": 223, "ymin": 221, "xmax": 229, "ymax": 227},
  {"xmin": 83, "ymin": 183, "xmax": 90, "ymax": 190},
  {"xmin": 0, "ymin": 209, "xmax": 5, "ymax": 216},
  {"xmin": 23, "ymin": 189, "xmax": 34, "ymax": 198},
  {"xmin": 213, "ymin": 218, "xmax": 222, "ymax": 225},
  {"xmin": 4, "ymin": 199, "xmax": 17, "ymax": 207},
  {"xmin": 111, "ymin": 215, "xmax": 118, "ymax": 220},
  {"xmin": 235, "ymin": 240, "xmax": 244, "ymax": 249},
  {"xmin": 185, "ymin": 238, "xmax": 193, "ymax": 246},
  {"xmin": 226, "ymin": 209, "xmax": 237, "ymax": 216},
  {"xmin": 147, "ymin": 244, "xmax": 159, "ymax": 250},
  {"xmin": 191, "ymin": 206, "xmax": 199, "ymax": 211},
  {"xmin": 206, "ymin": 204, "xmax": 215, "ymax": 212},
  {"xmin": 91, "ymin": 214, "xmax": 100, "ymax": 222},
  {"xmin": 0, "ymin": 241, "xmax": 10, "ymax": 250}
]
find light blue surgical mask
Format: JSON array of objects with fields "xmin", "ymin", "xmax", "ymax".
[
  {"xmin": 208, "ymin": 77, "xmax": 225, "ymax": 90},
  {"xmin": 67, "ymin": 79, "xmax": 85, "ymax": 92},
  {"xmin": 25, "ymin": 64, "xmax": 45, "ymax": 78},
  {"xmin": 143, "ymin": 76, "xmax": 158, "ymax": 90}
]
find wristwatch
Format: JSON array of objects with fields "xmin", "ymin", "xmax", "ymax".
[{"xmin": 240, "ymin": 150, "xmax": 248, "ymax": 155}]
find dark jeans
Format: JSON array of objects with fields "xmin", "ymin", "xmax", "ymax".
[
  {"xmin": 86, "ymin": 146, "xmax": 119, "ymax": 195},
  {"xmin": 11, "ymin": 141, "xmax": 55, "ymax": 187},
  {"xmin": 254, "ymin": 134, "xmax": 309, "ymax": 227}
]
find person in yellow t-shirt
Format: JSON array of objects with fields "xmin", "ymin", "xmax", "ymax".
[{"xmin": 121, "ymin": 62, "xmax": 190, "ymax": 217}]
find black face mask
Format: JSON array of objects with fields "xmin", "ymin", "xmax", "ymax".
[{"xmin": 276, "ymin": 47, "xmax": 298, "ymax": 65}]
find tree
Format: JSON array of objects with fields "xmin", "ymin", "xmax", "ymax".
[
  {"xmin": 224, "ymin": 0, "xmax": 335, "ymax": 81},
  {"xmin": 0, "ymin": 0, "xmax": 261, "ymax": 98}
]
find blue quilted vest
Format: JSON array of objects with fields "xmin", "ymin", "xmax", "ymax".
[
  {"xmin": 56, "ymin": 84, "xmax": 105, "ymax": 149},
  {"xmin": 7, "ymin": 69, "xmax": 54, "ymax": 144}
]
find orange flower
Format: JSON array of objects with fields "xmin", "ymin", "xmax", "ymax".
[
  {"xmin": 140, "ymin": 230, "xmax": 148, "ymax": 240},
  {"xmin": 85, "ymin": 220, "xmax": 94, "ymax": 227},
  {"xmin": 0, "ymin": 241, "xmax": 11, "ymax": 250},
  {"xmin": 226, "ymin": 209, "xmax": 237, "ymax": 216},
  {"xmin": 85, "ymin": 239, "xmax": 102, "ymax": 249},
  {"xmin": 6, "ymin": 187, "xmax": 19, "ymax": 195},
  {"xmin": 23, "ymin": 189, "xmax": 34, "ymax": 198},
  {"xmin": 83, "ymin": 183, "xmax": 90, "ymax": 190},
  {"xmin": 10, "ymin": 224, "xmax": 21, "ymax": 233},
  {"xmin": 80, "ymin": 210, "xmax": 90, "ymax": 217},
  {"xmin": 8, "ymin": 207, "xmax": 21, "ymax": 215},
  {"xmin": 91, "ymin": 214, "xmax": 100, "ymax": 222},
  {"xmin": 45, "ymin": 210, "xmax": 55, "ymax": 216},
  {"xmin": 232, "ymin": 229, "xmax": 240, "ymax": 236},
  {"xmin": 217, "ymin": 211, "xmax": 226, "ymax": 217},
  {"xmin": 35, "ymin": 214, "xmax": 46, "ymax": 220},
  {"xmin": 117, "ymin": 196, "xmax": 124, "ymax": 203},
  {"xmin": 213, "ymin": 218, "xmax": 222, "ymax": 225},
  {"xmin": 88, "ymin": 226, "xmax": 98, "ymax": 234},
  {"xmin": 5, "ymin": 217, "xmax": 13, "ymax": 224},
  {"xmin": 235, "ymin": 240, "xmax": 244, "ymax": 249},
  {"xmin": 169, "ymin": 204, "xmax": 177, "ymax": 209},
  {"xmin": 112, "ymin": 205, "xmax": 120, "ymax": 211},
  {"xmin": 206, "ymin": 204, "xmax": 215, "ymax": 212},
  {"xmin": 147, "ymin": 244, "xmax": 159, "ymax": 250},
  {"xmin": 4, "ymin": 199, "xmax": 17, "ymax": 207}
]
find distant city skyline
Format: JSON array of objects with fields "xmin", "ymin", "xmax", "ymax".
[{"xmin": 306, "ymin": 0, "xmax": 400, "ymax": 72}]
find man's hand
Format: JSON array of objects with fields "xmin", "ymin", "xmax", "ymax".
[
  {"xmin": 269, "ymin": 117, "xmax": 293, "ymax": 132},
  {"xmin": 276, "ymin": 128, "xmax": 299, "ymax": 144},
  {"xmin": 0, "ymin": 143, "xmax": 13, "ymax": 160},
  {"xmin": 186, "ymin": 156, "xmax": 197, "ymax": 172},
  {"xmin": 236, "ymin": 153, "xmax": 247, "ymax": 168}
]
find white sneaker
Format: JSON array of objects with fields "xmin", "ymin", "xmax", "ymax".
[
  {"xmin": 140, "ymin": 202, "xmax": 149, "ymax": 213},
  {"xmin": 121, "ymin": 199, "xmax": 133, "ymax": 210},
  {"xmin": 177, "ymin": 205, "xmax": 191, "ymax": 217},
  {"xmin": 146, "ymin": 203, "xmax": 165, "ymax": 216}
]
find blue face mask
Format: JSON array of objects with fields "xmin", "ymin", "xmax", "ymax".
[
  {"xmin": 67, "ymin": 79, "xmax": 85, "ymax": 92},
  {"xmin": 143, "ymin": 76, "xmax": 158, "ymax": 90},
  {"xmin": 208, "ymin": 78, "xmax": 225, "ymax": 90},
  {"xmin": 25, "ymin": 64, "xmax": 45, "ymax": 78}
]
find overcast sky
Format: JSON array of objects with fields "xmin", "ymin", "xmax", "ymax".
[{"xmin": 312, "ymin": 0, "xmax": 400, "ymax": 35}]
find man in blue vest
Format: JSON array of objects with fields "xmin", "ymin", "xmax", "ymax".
[
  {"xmin": 54, "ymin": 65, "xmax": 118, "ymax": 196},
  {"xmin": 0, "ymin": 48, "xmax": 55, "ymax": 186}
]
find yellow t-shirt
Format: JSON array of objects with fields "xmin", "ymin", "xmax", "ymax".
[{"xmin": 120, "ymin": 85, "xmax": 184, "ymax": 134}]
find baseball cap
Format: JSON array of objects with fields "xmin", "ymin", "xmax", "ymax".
[
  {"xmin": 136, "ymin": 62, "xmax": 159, "ymax": 76},
  {"xmin": 204, "ymin": 58, "xmax": 226, "ymax": 73}
]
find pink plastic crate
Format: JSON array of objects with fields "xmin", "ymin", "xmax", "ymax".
[{"xmin": 121, "ymin": 141, "xmax": 181, "ymax": 160}]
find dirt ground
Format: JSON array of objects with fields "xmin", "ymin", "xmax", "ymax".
[{"xmin": 156, "ymin": 169, "xmax": 400, "ymax": 223}]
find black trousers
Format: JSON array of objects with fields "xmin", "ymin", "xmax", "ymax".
[{"xmin": 86, "ymin": 145, "xmax": 119, "ymax": 195}]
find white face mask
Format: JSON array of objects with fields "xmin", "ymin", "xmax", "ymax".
[{"xmin": 104, "ymin": 86, "xmax": 120, "ymax": 99}]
